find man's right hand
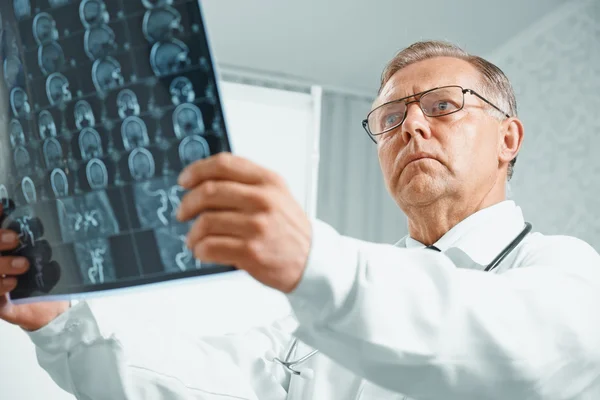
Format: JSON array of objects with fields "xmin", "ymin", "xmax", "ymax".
[{"xmin": 0, "ymin": 228, "xmax": 68, "ymax": 331}]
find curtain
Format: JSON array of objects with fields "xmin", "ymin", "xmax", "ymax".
[{"xmin": 316, "ymin": 91, "xmax": 409, "ymax": 244}]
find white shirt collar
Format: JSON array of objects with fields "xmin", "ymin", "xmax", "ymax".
[{"xmin": 399, "ymin": 200, "xmax": 527, "ymax": 268}]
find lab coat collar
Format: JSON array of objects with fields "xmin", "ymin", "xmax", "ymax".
[{"xmin": 398, "ymin": 200, "xmax": 527, "ymax": 269}]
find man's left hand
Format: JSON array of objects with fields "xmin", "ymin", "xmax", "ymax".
[{"xmin": 177, "ymin": 153, "xmax": 312, "ymax": 294}]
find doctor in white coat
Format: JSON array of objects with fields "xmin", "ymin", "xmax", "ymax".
[{"xmin": 2, "ymin": 40, "xmax": 600, "ymax": 400}]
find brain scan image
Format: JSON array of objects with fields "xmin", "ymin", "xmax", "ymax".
[
  {"xmin": 43, "ymin": 137, "xmax": 64, "ymax": 169},
  {"xmin": 172, "ymin": 103, "xmax": 205, "ymax": 138},
  {"xmin": 142, "ymin": 0, "xmax": 174, "ymax": 9},
  {"xmin": 79, "ymin": 0, "xmax": 110, "ymax": 28},
  {"xmin": 57, "ymin": 191, "xmax": 119, "ymax": 242},
  {"xmin": 50, "ymin": 168, "xmax": 69, "ymax": 198},
  {"xmin": 9, "ymin": 120, "xmax": 26, "ymax": 148},
  {"xmin": 33, "ymin": 13, "xmax": 59, "ymax": 45},
  {"xmin": 74, "ymin": 238, "xmax": 116, "ymax": 285},
  {"xmin": 46, "ymin": 73, "xmax": 73, "ymax": 106},
  {"xmin": 4, "ymin": 0, "xmax": 231, "ymax": 300},
  {"xmin": 117, "ymin": 89, "xmax": 141, "ymax": 120},
  {"xmin": 10, "ymin": 87, "xmax": 31, "ymax": 118},
  {"xmin": 121, "ymin": 116, "xmax": 149, "ymax": 151},
  {"xmin": 149, "ymin": 39, "xmax": 191, "ymax": 77},
  {"xmin": 13, "ymin": 0, "xmax": 32, "ymax": 20},
  {"xmin": 13, "ymin": 146, "xmax": 32, "ymax": 174},
  {"xmin": 49, "ymin": 0, "xmax": 70, "ymax": 7},
  {"xmin": 84, "ymin": 25, "xmax": 117, "ymax": 61},
  {"xmin": 74, "ymin": 100, "xmax": 96, "ymax": 130},
  {"xmin": 38, "ymin": 42, "xmax": 66, "ymax": 76},
  {"xmin": 78, "ymin": 127, "xmax": 104, "ymax": 160},
  {"xmin": 142, "ymin": 6, "xmax": 183, "ymax": 43},
  {"xmin": 21, "ymin": 176, "xmax": 37, "ymax": 204},
  {"xmin": 92, "ymin": 57, "xmax": 124, "ymax": 95},
  {"xmin": 155, "ymin": 224, "xmax": 201, "ymax": 273},
  {"xmin": 128, "ymin": 148, "xmax": 155, "ymax": 181},
  {"xmin": 170, "ymin": 77, "xmax": 195, "ymax": 106},
  {"xmin": 134, "ymin": 177, "xmax": 182, "ymax": 228},
  {"xmin": 178, "ymin": 135, "xmax": 210, "ymax": 167},
  {"xmin": 38, "ymin": 110, "xmax": 58, "ymax": 139},
  {"xmin": 4, "ymin": 55, "xmax": 23, "ymax": 88},
  {"xmin": 85, "ymin": 158, "xmax": 109, "ymax": 190}
]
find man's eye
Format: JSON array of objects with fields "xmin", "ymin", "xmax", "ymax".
[
  {"xmin": 383, "ymin": 114, "xmax": 401, "ymax": 127},
  {"xmin": 434, "ymin": 101, "xmax": 450, "ymax": 111},
  {"xmin": 431, "ymin": 100, "xmax": 457, "ymax": 114}
]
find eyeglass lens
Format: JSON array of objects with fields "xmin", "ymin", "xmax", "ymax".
[{"xmin": 367, "ymin": 86, "xmax": 465, "ymax": 136}]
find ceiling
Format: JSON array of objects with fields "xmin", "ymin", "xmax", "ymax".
[{"xmin": 201, "ymin": 0, "xmax": 569, "ymax": 95}]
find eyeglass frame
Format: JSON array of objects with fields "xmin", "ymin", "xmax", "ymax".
[{"xmin": 361, "ymin": 85, "xmax": 511, "ymax": 143}]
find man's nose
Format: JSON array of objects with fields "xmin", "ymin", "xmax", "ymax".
[{"xmin": 401, "ymin": 101, "xmax": 432, "ymax": 142}]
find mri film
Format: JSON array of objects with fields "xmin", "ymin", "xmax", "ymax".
[
  {"xmin": 170, "ymin": 77, "xmax": 195, "ymax": 106},
  {"xmin": 50, "ymin": 168, "xmax": 69, "ymax": 198},
  {"xmin": 173, "ymin": 103, "xmax": 205, "ymax": 138},
  {"xmin": 142, "ymin": 6, "xmax": 183, "ymax": 43},
  {"xmin": 46, "ymin": 72, "xmax": 72, "ymax": 106},
  {"xmin": 10, "ymin": 87, "xmax": 31, "ymax": 118},
  {"xmin": 150, "ymin": 39, "xmax": 191, "ymax": 77},
  {"xmin": 38, "ymin": 42, "xmax": 66, "ymax": 75},
  {"xmin": 116, "ymin": 89, "xmax": 141, "ymax": 119},
  {"xmin": 13, "ymin": 0, "xmax": 32, "ymax": 20},
  {"xmin": 79, "ymin": 0, "xmax": 110, "ymax": 28},
  {"xmin": 92, "ymin": 57, "xmax": 124, "ymax": 95},
  {"xmin": 33, "ymin": 12, "xmax": 59, "ymax": 45},
  {"xmin": 74, "ymin": 100, "xmax": 96, "ymax": 129},
  {"xmin": 79, "ymin": 127, "xmax": 103, "ymax": 160},
  {"xmin": 9, "ymin": 119, "xmax": 26, "ymax": 148},
  {"xmin": 142, "ymin": 0, "xmax": 174, "ymax": 9},
  {"xmin": 38, "ymin": 110, "xmax": 58, "ymax": 139},
  {"xmin": 4, "ymin": 55, "xmax": 23, "ymax": 88},
  {"xmin": 84, "ymin": 25, "xmax": 117, "ymax": 60},
  {"xmin": 0, "ymin": 1, "xmax": 234, "ymax": 303}
]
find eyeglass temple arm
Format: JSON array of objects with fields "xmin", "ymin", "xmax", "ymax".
[
  {"xmin": 465, "ymin": 89, "xmax": 511, "ymax": 118},
  {"xmin": 362, "ymin": 119, "xmax": 377, "ymax": 144}
]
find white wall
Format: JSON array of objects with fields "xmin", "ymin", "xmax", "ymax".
[
  {"xmin": 0, "ymin": 81, "xmax": 321, "ymax": 399},
  {"xmin": 489, "ymin": 0, "xmax": 600, "ymax": 250}
]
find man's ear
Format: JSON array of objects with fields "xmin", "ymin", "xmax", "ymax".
[{"xmin": 499, "ymin": 117, "xmax": 524, "ymax": 165}]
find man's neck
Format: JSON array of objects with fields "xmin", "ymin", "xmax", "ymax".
[{"xmin": 405, "ymin": 195, "xmax": 505, "ymax": 246}]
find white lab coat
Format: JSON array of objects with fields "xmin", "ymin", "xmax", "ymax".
[{"xmin": 28, "ymin": 201, "xmax": 600, "ymax": 399}]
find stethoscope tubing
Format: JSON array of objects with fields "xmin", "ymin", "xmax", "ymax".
[{"xmin": 276, "ymin": 222, "xmax": 533, "ymax": 374}]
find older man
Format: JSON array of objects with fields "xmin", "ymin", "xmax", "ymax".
[{"xmin": 2, "ymin": 40, "xmax": 600, "ymax": 400}]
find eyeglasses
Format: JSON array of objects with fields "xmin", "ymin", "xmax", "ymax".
[{"xmin": 362, "ymin": 85, "xmax": 511, "ymax": 143}]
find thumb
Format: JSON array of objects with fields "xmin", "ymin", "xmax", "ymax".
[{"xmin": 0, "ymin": 295, "xmax": 19, "ymax": 326}]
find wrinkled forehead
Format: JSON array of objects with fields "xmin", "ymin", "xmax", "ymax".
[{"xmin": 372, "ymin": 57, "xmax": 484, "ymax": 110}]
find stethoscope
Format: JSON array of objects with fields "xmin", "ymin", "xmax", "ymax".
[{"xmin": 270, "ymin": 222, "xmax": 533, "ymax": 379}]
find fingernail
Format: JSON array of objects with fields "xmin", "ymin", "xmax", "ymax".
[
  {"xmin": 1, "ymin": 232, "xmax": 17, "ymax": 243},
  {"xmin": 178, "ymin": 169, "xmax": 191, "ymax": 187},
  {"xmin": 12, "ymin": 258, "xmax": 28, "ymax": 270}
]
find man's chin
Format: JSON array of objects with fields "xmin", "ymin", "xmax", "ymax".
[{"xmin": 396, "ymin": 175, "xmax": 445, "ymax": 206}]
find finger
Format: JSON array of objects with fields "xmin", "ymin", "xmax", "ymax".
[
  {"xmin": 186, "ymin": 212, "xmax": 265, "ymax": 247},
  {"xmin": 193, "ymin": 236, "xmax": 247, "ymax": 268},
  {"xmin": 0, "ymin": 256, "xmax": 29, "ymax": 276},
  {"xmin": 178, "ymin": 153, "xmax": 276, "ymax": 189},
  {"xmin": 0, "ymin": 277, "xmax": 17, "ymax": 296},
  {"xmin": 0, "ymin": 230, "xmax": 20, "ymax": 252},
  {"xmin": 177, "ymin": 180, "xmax": 269, "ymax": 221}
]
